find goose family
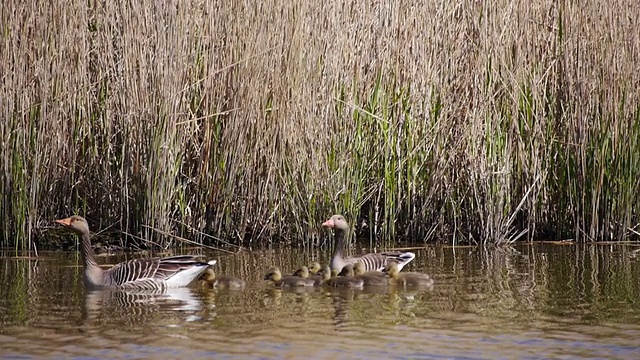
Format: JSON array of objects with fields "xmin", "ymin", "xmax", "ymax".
[
  {"xmin": 322, "ymin": 214, "xmax": 416, "ymax": 274},
  {"xmin": 55, "ymin": 215, "xmax": 216, "ymax": 290},
  {"xmin": 56, "ymin": 214, "xmax": 432, "ymax": 291}
]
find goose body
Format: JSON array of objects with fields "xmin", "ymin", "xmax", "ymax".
[
  {"xmin": 384, "ymin": 261, "xmax": 434, "ymax": 287},
  {"xmin": 322, "ymin": 214, "xmax": 415, "ymax": 274},
  {"xmin": 264, "ymin": 267, "xmax": 315, "ymax": 287},
  {"xmin": 200, "ymin": 268, "xmax": 246, "ymax": 290},
  {"xmin": 55, "ymin": 216, "xmax": 216, "ymax": 290},
  {"xmin": 320, "ymin": 265, "xmax": 364, "ymax": 288}
]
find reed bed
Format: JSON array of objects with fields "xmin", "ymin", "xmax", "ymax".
[{"xmin": 1, "ymin": 0, "xmax": 639, "ymax": 249}]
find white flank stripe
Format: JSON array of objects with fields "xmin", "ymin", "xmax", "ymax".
[
  {"xmin": 395, "ymin": 252, "xmax": 416, "ymax": 272},
  {"xmin": 165, "ymin": 265, "xmax": 210, "ymax": 288}
]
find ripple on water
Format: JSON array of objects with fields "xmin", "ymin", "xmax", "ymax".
[{"xmin": 2, "ymin": 245, "xmax": 640, "ymax": 359}]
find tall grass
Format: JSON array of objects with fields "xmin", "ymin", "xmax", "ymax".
[{"xmin": 1, "ymin": 0, "xmax": 639, "ymax": 249}]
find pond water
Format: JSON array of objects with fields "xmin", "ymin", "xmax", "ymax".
[{"xmin": 1, "ymin": 243, "xmax": 640, "ymax": 359}]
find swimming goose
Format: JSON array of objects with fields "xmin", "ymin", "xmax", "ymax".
[
  {"xmin": 320, "ymin": 265, "xmax": 364, "ymax": 288},
  {"xmin": 307, "ymin": 262, "xmax": 322, "ymax": 275},
  {"xmin": 292, "ymin": 266, "xmax": 310, "ymax": 278},
  {"xmin": 200, "ymin": 267, "xmax": 246, "ymax": 290},
  {"xmin": 339, "ymin": 263, "xmax": 388, "ymax": 286},
  {"xmin": 353, "ymin": 262, "xmax": 389, "ymax": 286},
  {"xmin": 292, "ymin": 265, "xmax": 323, "ymax": 283},
  {"xmin": 337, "ymin": 264, "xmax": 356, "ymax": 277},
  {"xmin": 264, "ymin": 267, "xmax": 315, "ymax": 287},
  {"xmin": 384, "ymin": 261, "xmax": 434, "ymax": 287},
  {"xmin": 310, "ymin": 261, "xmax": 334, "ymax": 278},
  {"xmin": 322, "ymin": 214, "xmax": 415, "ymax": 273},
  {"xmin": 55, "ymin": 215, "xmax": 216, "ymax": 290}
]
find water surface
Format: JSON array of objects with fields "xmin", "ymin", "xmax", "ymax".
[{"xmin": 1, "ymin": 244, "xmax": 640, "ymax": 359}]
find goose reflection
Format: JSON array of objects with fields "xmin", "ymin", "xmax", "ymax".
[
  {"xmin": 325, "ymin": 288, "xmax": 361, "ymax": 329},
  {"xmin": 82, "ymin": 286, "xmax": 206, "ymax": 325}
]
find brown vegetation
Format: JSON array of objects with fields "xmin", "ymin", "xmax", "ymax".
[{"xmin": 1, "ymin": 1, "xmax": 639, "ymax": 249}]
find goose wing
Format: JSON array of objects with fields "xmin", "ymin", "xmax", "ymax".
[
  {"xmin": 353, "ymin": 251, "xmax": 416, "ymax": 272},
  {"xmin": 105, "ymin": 255, "xmax": 215, "ymax": 289},
  {"xmin": 379, "ymin": 251, "xmax": 416, "ymax": 270}
]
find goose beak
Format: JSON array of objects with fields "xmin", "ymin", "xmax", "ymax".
[
  {"xmin": 322, "ymin": 219, "xmax": 335, "ymax": 228},
  {"xmin": 55, "ymin": 217, "xmax": 72, "ymax": 227}
]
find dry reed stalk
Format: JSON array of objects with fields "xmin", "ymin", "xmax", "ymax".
[{"xmin": 1, "ymin": 0, "xmax": 639, "ymax": 248}]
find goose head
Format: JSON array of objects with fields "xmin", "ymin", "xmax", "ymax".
[
  {"xmin": 264, "ymin": 267, "xmax": 283, "ymax": 282},
  {"xmin": 55, "ymin": 215, "xmax": 90, "ymax": 236},
  {"xmin": 321, "ymin": 214, "xmax": 350, "ymax": 231}
]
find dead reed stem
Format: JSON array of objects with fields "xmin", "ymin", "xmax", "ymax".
[{"xmin": 1, "ymin": 0, "xmax": 639, "ymax": 248}]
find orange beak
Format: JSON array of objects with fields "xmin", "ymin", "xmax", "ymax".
[
  {"xmin": 55, "ymin": 217, "xmax": 73, "ymax": 227},
  {"xmin": 322, "ymin": 218, "xmax": 335, "ymax": 228}
]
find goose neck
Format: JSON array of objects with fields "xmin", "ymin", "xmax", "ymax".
[
  {"xmin": 333, "ymin": 228, "xmax": 347, "ymax": 257},
  {"xmin": 80, "ymin": 233, "xmax": 99, "ymax": 268}
]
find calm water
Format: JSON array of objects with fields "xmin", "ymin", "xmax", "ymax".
[{"xmin": 2, "ymin": 244, "xmax": 640, "ymax": 359}]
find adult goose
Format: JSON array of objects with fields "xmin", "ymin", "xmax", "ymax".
[
  {"xmin": 384, "ymin": 261, "xmax": 434, "ymax": 287},
  {"xmin": 55, "ymin": 215, "xmax": 216, "ymax": 290},
  {"xmin": 200, "ymin": 268, "xmax": 247, "ymax": 290},
  {"xmin": 322, "ymin": 214, "xmax": 415, "ymax": 274}
]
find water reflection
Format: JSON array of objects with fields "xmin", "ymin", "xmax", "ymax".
[
  {"xmin": 82, "ymin": 287, "xmax": 205, "ymax": 323},
  {"xmin": 1, "ymin": 244, "xmax": 640, "ymax": 358}
]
